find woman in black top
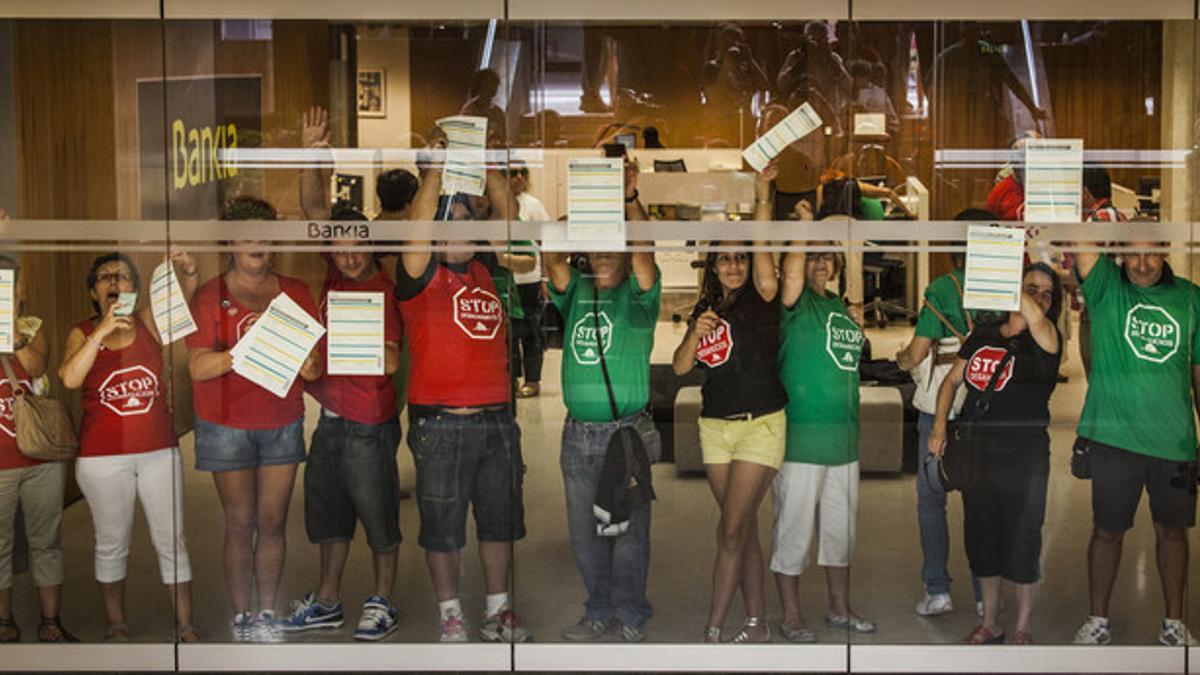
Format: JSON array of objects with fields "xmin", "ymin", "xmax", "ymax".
[
  {"xmin": 672, "ymin": 164, "xmax": 788, "ymax": 643},
  {"xmin": 929, "ymin": 263, "xmax": 1062, "ymax": 645}
]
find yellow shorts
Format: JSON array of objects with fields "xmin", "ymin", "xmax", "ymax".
[{"xmin": 698, "ymin": 409, "xmax": 786, "ymax": 470}]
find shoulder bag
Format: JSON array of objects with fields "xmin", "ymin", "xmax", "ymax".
[
  {"xmin": 0, "ymin": 355, "xmax": 78, "ymax": 461},
  {"xmin": 938, "ymin": 347, "xmax": 1013, "ymax": 492}
]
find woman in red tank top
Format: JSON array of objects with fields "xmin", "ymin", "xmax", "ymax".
[
  {"xmin": 59, "ymin": 251, "xmax": 199, "ymax": 642},
  {"xmin": 184, "ymin": 197, "xmax": 323, "ymax": 642}
]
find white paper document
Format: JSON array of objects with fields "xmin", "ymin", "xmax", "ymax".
[
  {"xmin": 741, "ymin": 102, "xmax": 823, "ymax": 171},
  {"xmin": 1023, "ymin": 138, "xmax": 1083, "ymax": 223},
  {"xmin": 149, "ymin": 261, "xmax": 197, "ymax": 344},
  {"xmin": 325, "ymin": 291, "xmax": 385, "ymax": 376},
  {"xmin": 231, "ymin": 293, "xmax": 326, "ymax": 398},
  {"xmin": 0, "ymin": 270, "xmax": 12, "ymax": 353},
  {"xmin": 437, "ymin": 115, "xmax": 488, "ymax": 197},
  {"xmin": 567, "ymin": 157, "xmax": 626, "ymax": 249},
  {"xmin": 963, "ymin": 225, "xmax": 1027, "ymax": 312}
]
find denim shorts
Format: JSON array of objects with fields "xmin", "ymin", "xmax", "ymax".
[
  {"xmin": 194, "ymin": 418, "xmax": 306, "ymax": 472},
  {"xmin": 305, "ymin": 413, "xmax": 402, "ymax": 552},
  {"xmin": 407, "ymin": 406, "xmax": 525, "ymax": 552}
]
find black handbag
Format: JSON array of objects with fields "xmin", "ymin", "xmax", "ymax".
[{"xmin": 938, "ymin": 348, "xmax": 1014, "ymax": 492}]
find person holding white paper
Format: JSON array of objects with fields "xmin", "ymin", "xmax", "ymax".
[
  {"xmin": 58, "ymin": 250, "xmax": 199, "ymax": 643},
  {"xmin": 281, "ymin": 205, "xmax": 406, "ymax": 642},
  {"xmin": 186, "ymin": 196, "xmax": 322, "ymax": 642},
  {"xmin": 396, "ymin": 137, "xmax": 531, "ymax": 643},
  {"xmin": 0, "ymin": 255, "xmax": 76, "ymax": 644}
]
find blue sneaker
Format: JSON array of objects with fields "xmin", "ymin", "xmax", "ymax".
[
  {"xmin": 354, "ymin": 596, "xmax": 398, "ymax": 641},
  {"xmin": 280, "ymin": 592, "xmax": 344, "ymax": 632}
]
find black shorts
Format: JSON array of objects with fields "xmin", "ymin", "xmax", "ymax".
[
  {"xmin": 1088, "ymin": 438, "xmax": 1198, "ymax": 533},
  {"xmin": 962, "ymin": 436, "xmax": 1049, "ymax": 584}
]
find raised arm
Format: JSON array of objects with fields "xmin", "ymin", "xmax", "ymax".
[
  {"xmin": 752, "ymin": 161, "xmax": 779, "ymax": 302},
  {"xmin": 1019, "ymin": 292, "xmax": 1060, "ymax": 355},
  {"xmin": 401, "ymin": 142, "xmax": 445, "ymax": 280},
  {"xmin": 779, "ymin": 248, "xmax": 806, "ymax": 309},
  {"xmin": 859, "ymin": 181, "xmax": 915, "ymax": 219},
  {"xmin": 543, "ymin": 251, "xmax": 572, "ymax": 294},
  {"xmin": 1073, "ymin": 244, "xmax": 1100, "ymax": 281},
  {"xmin": 299, "ymin": 106, "xmax": 333, "ymax": 220},
  {"xmin": 626, "ymin": 160, "xmax": 656, "ymax": 291}
]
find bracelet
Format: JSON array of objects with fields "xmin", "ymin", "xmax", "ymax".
[
  {"xmin": 86, "ymin": 335, "xmax": 105, "ymax": 351},
  {"xmin": 624, "ymin": 189, "xmax": 639, "ymax": 204}
]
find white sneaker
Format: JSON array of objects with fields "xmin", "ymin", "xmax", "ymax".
[
  {"xmin": 1072, "ymin": 615, "xmax": 1112, "ymax": 645},
  {"xmin": 439, "ymin": 611, "xmax": 468, "ymax": 643},
  {"xmin": 1158, "ymin": 619, "xmax": 1198, "ymax": 646},
  {"xmin": 915, "ymin": 593, "xmax": 953, "ymax": 616}
]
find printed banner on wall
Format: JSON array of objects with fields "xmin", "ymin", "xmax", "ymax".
[{"xmin": 138, "ymin": 76, "xmax": 263, "ymax": 220}]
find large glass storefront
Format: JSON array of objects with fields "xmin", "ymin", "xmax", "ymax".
[{"xmin": 0, "ymin": 1, "xmax": 1197, "ymax": 671}]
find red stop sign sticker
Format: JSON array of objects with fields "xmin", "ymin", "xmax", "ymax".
[
  {"xmin": 696, "ymin": 318, "xmax": 734, "ymax": 368},
  {"xmin": 965, "ymin": 346, "xmax": 1014, "ymax": 392},
  {"xmin": 453, "ymin": 286, "xmax": 503, "ymax": 340}
]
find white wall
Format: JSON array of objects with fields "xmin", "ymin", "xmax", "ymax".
[{"xmin": 356, "ymin": 26, "xmax": 414, "ymax": 216}]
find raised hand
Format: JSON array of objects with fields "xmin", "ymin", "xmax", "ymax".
[{"xmin": 301, "ymin": 106, "xmax": 331, "ymax": 148}]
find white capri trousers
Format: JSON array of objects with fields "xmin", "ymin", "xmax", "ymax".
[
  {"xmin": 75, "ymin": 447, "xmax": 192, "ymax": 585},
  {"xmin": 770, "ymin": 461, "xmax": 860, "ymax": 576}
]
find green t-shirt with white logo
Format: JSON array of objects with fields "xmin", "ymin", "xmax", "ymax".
[
  {"xmin": 1078, "ymin": 256, "xmax": 1200, "ymax": 461},
  {"xmin": 549, "ymin": 266, "xmax": 662, "ymax": 423},
  {"xmin": 779, "ymin": 288, "xmax": 863, "ymax": 464}
]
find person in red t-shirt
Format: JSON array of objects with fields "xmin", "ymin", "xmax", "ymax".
[
  {"xmin": 0, "ymin": 255, "xmax": 76, "ymax": 644},
  {"xmin": 59, "ymin": 250, "xmax": 199, "ymax": 642},
  {"xmin": 279, "ymin": 203, "xmax": 405, "ymax": 641},
  {"xmin": 186, "ymin": 197, "xmax": 323, "ymax": 642},
  {"xmin": 396, "ymin": 138, "xmax": 532, "ymax": 643}
]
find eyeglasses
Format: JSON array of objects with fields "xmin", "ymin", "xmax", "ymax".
[
  {"xmin": 806, "ymin": 253, "xmax": 836, "ymax": 263},
  {"xmin": 96, "ymin": 272, "xmax": 132, "ymax": 284}
]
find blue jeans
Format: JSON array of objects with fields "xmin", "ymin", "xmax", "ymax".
[
  {"xmin": 560, "ymin": 413, "xmax": 653, "ymax": 630},
  {"xmin": 917, "ymin": 412, "xmax": 980, "ymax": 599}
]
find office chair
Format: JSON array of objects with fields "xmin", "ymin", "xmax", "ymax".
[{"xmin": 862, "ymin": 244, "xmax": 917, "ymax": 329}]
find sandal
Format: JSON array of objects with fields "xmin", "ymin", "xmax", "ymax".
[
  {"xmin": 961, "ymin": 624, "xmax": 1005, "ymax": 645},
  {"xmin": 703, "ymin": 626, "xmax": 721, "ymax": 643},
  {"xmin": 38, "ymin": 616, "xmax": 80, "ymax": 643},
  {"xmin": 725, "ymin": 616, "xmax": 772, "ymax": 643},
  {"xmin": 177, "ymin": 624, "xmax": 201, "ymax": 643},
  {"xmin": 1010, "ymin": 630, "xmax": 1032, "ymax": 645},
  {"xmin": 0, "ymin": 617, "xmax": 19, "ymax": 643},
  {"xmin": 104, "ymin": 623, "xmax": 130, "ymax": 642}
]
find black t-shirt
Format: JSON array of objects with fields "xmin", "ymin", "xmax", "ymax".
[
  {"xmin": 957, "ymin": 321, "xmax": 1060, "ymax": 435},
  {"xmin": 692, "ymin": 287, "xmax": 788, "ymax": 419}
]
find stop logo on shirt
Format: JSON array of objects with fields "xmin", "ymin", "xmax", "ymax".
[
  {"xmin": 453, "ymin": 286, "xmax": 503, "ymax": 340},
  {"xmin": 696, "ymin": 318, "xmax": 733, "ymax": 368},
  {"xmin": 965, "ymin": 346, "xmax": 1014, "ymax": 391},
  {"xmin": 99, "ymin": 365, "xmax": 160, "ymax": 417}
]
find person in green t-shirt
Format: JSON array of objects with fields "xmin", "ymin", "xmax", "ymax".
[
  {"xmin": 771, "ymin": 242, "xmax": 874, "ymax": 641},
  {"xmin": 894, "ymin": 207, "xmax": 995, "ymax": 619},
  {"xmin": 543, "ymin": 161, "xmax": 662, "ymax": 643},
  {"xmin": 1071, "ymin": 241, "xmax": 1200, "ymax": 647}
]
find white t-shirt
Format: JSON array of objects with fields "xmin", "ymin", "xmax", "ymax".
[{"xmin": 515, "ymin": 192, "xmax": 550, "ymax": 285}]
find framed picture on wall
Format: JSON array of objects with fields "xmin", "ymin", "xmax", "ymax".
[{"xmin": 357, "ymin": 68, "xmax": 386, "ymax": 118}]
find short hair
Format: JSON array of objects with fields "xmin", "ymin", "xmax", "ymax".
[
  {"xmin": 330, "ymin": 203, "xmax": 368, "ymax": 221},
  {"xmin": 1082, "ymin": 167, "xmax": 1113, "ymax": 200},
  {"xmin": 468, "ymin": 69, "xmax": 500, "ymax": 99},
  {"xmin": 222, "ymin": 196, "xmax": 277, "ymax": 221},
  {"xmin": 849, "ymin": 60, "xmax": 873, "ymax": 79},
  {"xmin": 376, "ymin": 169, "xmax": 419, "ymax": 212},
  {"xmin": 86, "ymin": 252, "xmax": 142, "ymax": 315}
]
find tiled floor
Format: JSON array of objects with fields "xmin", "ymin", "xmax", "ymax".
[{"xmin": 7, "ymin": 319, "xmax": 1199, "ymax": 652}]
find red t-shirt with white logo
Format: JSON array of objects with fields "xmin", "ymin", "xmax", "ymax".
[
  {"xmin": 78, "ymin": 318, "xmax": 176, "ymax": 457},
  {"xmin": 186, "ymin": 274, "xmax": 320, "ymax": 429},
  {"xmin": 306, "ymin": 263, "xmax": 403, "ymax": 425},
  {"xmin": 396, "ymin": 256, "xmax": 509, "ymax": 408},
  {"xmin": 0, "ymin": 356, "xmax": 37, "ymax": 470}
]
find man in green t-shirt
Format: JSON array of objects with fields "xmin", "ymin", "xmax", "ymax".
[
  {"xmin": 1072, "ymin": 242, "xmax": 1200, "ymax": 647},
  {"xmin": 543, "ymin": 162, "xmax": 661, "ymax": 644}
]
